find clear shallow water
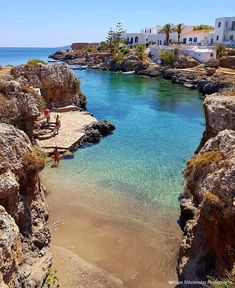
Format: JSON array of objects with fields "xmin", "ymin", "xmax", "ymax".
[
  {"xmin": 42, "ymin": 70, "xmax": 204, "ymax": 287},
  {"xmin": 0, "ymin": 48, "xmax": 205, "ymax": 286},
  {"xmin": 47, "ymin": 70, "xmax": 204, "ymax": 208}
]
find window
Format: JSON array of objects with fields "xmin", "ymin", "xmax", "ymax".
[
  {"xmin": 135, "ymin": 36, "xmax": 139, "ymax": 43},
  {"xmin": 193, "ymin": 37, "xmax": 197, "ymax": 43},
  {"xmin": 218, "ymin": 22, "xmax": 221, "ymax": 28},
  {"xmin": 230, "ymin": 35, "xmax": 234, "ymax": 41},
  {"xmin": 226, "ymin": 21, "xmax": 228, "ymax": 27},
  {"xmin": 232, "ymin": 21, "xmax": 235, "ymax": 31},
  {"xmin": 210, "ymin": 53, "xmax": 213, "ymax": 57},
  {"xmin": 183, "ymin": 38, "xmax": 187, "ymax": 44},
  {"xmin": 189, "ymin": 37, "xmax": 192, "ymax": 43},
  {"xmin": 216, "ymin": 35, "xmax": 219, "ymax": 41},
  {"xmin": 150, "ymin": 29, "xmax": 151, "ymax": 33}
]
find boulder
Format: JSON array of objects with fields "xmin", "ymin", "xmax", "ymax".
[
  {"xmin": 82, "ymin": 120, "xmax": 115, "ymax": 144},
  {"xmin": 205, "ymin": 67, "xmax": 216, "ymax": 76},
  {"xmin": 11, "ymin": 63, "xmax": 86, "ymax": 109},
  {"xmin": 219, "ymin": 56, "xmax": 235, "ymax": 69},
  {"xmin": 174, "ymin": 55, "xmax": 200, "ymax": 69},
  {"xmin": 205, "ymin": 59, "xmax": 220, "ymax": 68}
]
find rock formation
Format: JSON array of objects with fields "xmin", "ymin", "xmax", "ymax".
[
  {"xmin": 11, "ymin": 63, "xmax": 86, "ymax": 109},
  {"xmin": 0, "ymin": 79, "xmax": 41, "ymax": 138},
  {"xmin": 178, "ymin": 94, "xmax": 235, "ymax": 286},
  {"xmin": 0, "ymin": 123, "xmax": 51, "ymax": 287}
]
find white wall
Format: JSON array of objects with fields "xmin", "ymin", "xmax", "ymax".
[
  {"xmin": 181, "ymin": 48, "xmax": 216, "ymax": 62},
  {"xmin": 214, "ymin": 17, "xmax": 235, "ymax": 45},
  {"xmin": 182, "ymin": 31, "xmax": 214, "ymax": 45}
]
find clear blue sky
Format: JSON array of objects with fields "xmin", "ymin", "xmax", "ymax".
[{"xmin": 1, "ymin": 0, "xmax": 235, "ymax": 47}]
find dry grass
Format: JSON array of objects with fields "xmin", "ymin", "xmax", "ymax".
[
  {"xmin": 203, "ymin": 191, "xmax": 220, "ymax": 206},
  {"xmin": 22, "ymin": 151, "xmax": 45, "ymax": 175},
  {"xmin": 187, "ymin": 151, "xmax": 223, "ymax": 170},
  {"xmin": 26, "ymin": 59, "xmax": 47, "ymax": 66}
]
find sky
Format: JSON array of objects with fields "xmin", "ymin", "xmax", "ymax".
[{"xmin": 1, "ymin": 0, "xmax": 235, "ymax": 47}]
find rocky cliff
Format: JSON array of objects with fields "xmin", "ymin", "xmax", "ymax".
[
  {"xmin": 178, "ymin": 94, "xmax": 235, "ymax": 286},
  {"xmin": 11, "ymin": 63, "xmax": 86, "ymax": 109},
  {"xmin": 0, "ymin": 123, "xmax": 51, "ymax": 287},
  {"xmin": 0, "ymin": 63, "xmax": 86, "ymax": 140}
]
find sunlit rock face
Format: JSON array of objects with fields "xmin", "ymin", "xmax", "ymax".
[
  {"xmin": 0, "ymin": 123, "xmax": 51, "ymax": 287},
  {"xmin": 11, "ymin": 63, "xmax": 86, "ymax": 109},
  {"xmin": 178, "ymin": 94, "xmax": 235, "ymax": 285}
]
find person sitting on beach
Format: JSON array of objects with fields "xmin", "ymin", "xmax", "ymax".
[
  {"xmin": 53, "ymin": 147, "xmax": 61, "ymax": 166},
  {"xmin": 54, "ymin": 114, "xmax": 61, "ymax": 135},
  {"xmin": 43, "ymin": 108, "xmax": 50, "ymax": 124}
]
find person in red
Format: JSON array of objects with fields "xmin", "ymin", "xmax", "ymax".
[
  {"xmin": 43, "ymin": 108, "xmax": 50, "ymax": 124},
  {"xmin": 53, "ymin": 147, "xmax": 61, "ymax": 166}
]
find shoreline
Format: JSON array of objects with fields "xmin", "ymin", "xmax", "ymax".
[{"xmin": 42, "ymin": 170, "xmax": 182, "ymax": 288}]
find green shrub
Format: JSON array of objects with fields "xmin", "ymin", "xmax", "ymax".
[
  {"xmin": 193, "ymin": 24, "xmax": 214, "ymax": 30},
  {"xmin": 158, "ymin": 49, "xmax": 175, "ymax": 65},
  {"xmin": 121, "ymin": 47, "xmax": 130, "ymax": 55},
  {"xmin": 216, "ymin": 45, "xmax": 227, "ymax": 59},
  {"xmin": 114, "ymin": 51, "xmax": 125, "ymax": 64},
  {"xmin": 134, "ymin": 44, "xmax": 146, "ymax": 61},
  {"xmin": 27, "ymin": 59, "xmax": 47, "ymax": 66}
]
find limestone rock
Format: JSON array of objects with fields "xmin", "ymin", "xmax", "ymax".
[
  {"xmin": 178, "ymin": 94, "xmax": 235, "ymax": 284},
  {"xmin": 219, "ymin": 56, "xmax": 235, "ymax": 69},
  {"xmin": 205, "ymin": 59, "xmax": 220, "ymax": 68},
  {"xmin": 174, "ymin": 55, "xmax": 200, "ymax": 69},
  {"xmin": 11, "ymin": 63, "xmax": 86, "ymax": 109},
  {"xmin": 0, "ymin": 123, "xmax": 51, "ymax": 287},
  {"xmin": 0, "ymin": 80, "xmax": 40, "ymax": 138}
]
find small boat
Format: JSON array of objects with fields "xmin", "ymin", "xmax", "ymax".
[
  {"xmin": 71, "ymin": 65, "xmax": 88, "ymax": 70},
  {"xmin": 121, "ymin": 71, "xmax": 135, "ymax": 75},
  {"xmin": 48, "ymin": 59, "xmax": 60, "ymax": 63}
]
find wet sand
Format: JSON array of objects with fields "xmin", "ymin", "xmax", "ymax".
[{"xmin": 43, "ymin": 175, "xmax": 182, "ymax": 288}]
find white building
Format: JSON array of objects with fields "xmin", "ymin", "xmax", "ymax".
[
  {"xmin": 181, "ymin": 47, "xmax": 216, "ymax": 62},
  {"xmin": 182, "ymin": 29, "xmax": 214, "ymax": 45},
  {"xmin": 125, "ymin": 26, "xmax": 160, "ymax": 45},
  {"xmin": 214, "ymin": 16, "xmax": 235, "ymax": 46},
  {"xmin": 157, "ymin": 26, "xmax": 194, "ymax": 45}
]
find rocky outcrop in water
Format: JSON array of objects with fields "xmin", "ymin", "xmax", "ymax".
[
  {"xmin": 11, "ymin": 63, "xmax": 86, "ymax": 109},
  {"xmin": 78, "ymin": 120, "xmax": 115, "ymax": 146},
  {"xmin": 178, "ymin": 94, "xmax": 235, "ymax": 286},
  {"xmin": 0, "ymin": 123, "xmax": 51, "ymax": 287}
]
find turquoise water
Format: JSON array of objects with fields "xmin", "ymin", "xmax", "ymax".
[
  {"xmin": 0, "ymin": 48, "xmax": 204, "ymax": 285},
  {"xmin": 49, "ymin": 70, "xmax": 204, "ymax": 208},
  {"xmin": 0, "ymin": 47, "xmax": 204, "ymax": 208},
  {"xmin": 0, "ymin": 47, "xmax": 59, "ymax": 66}
]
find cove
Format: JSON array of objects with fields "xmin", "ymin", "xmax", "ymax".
[{"xmin": 42, "ymin": 70, "xmax": 204, "ymax": 287}]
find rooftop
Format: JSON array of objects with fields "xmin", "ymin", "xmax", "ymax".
[{"xmin": 184, "ymin": 29, "xmax": 214, "ymax": 36}]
